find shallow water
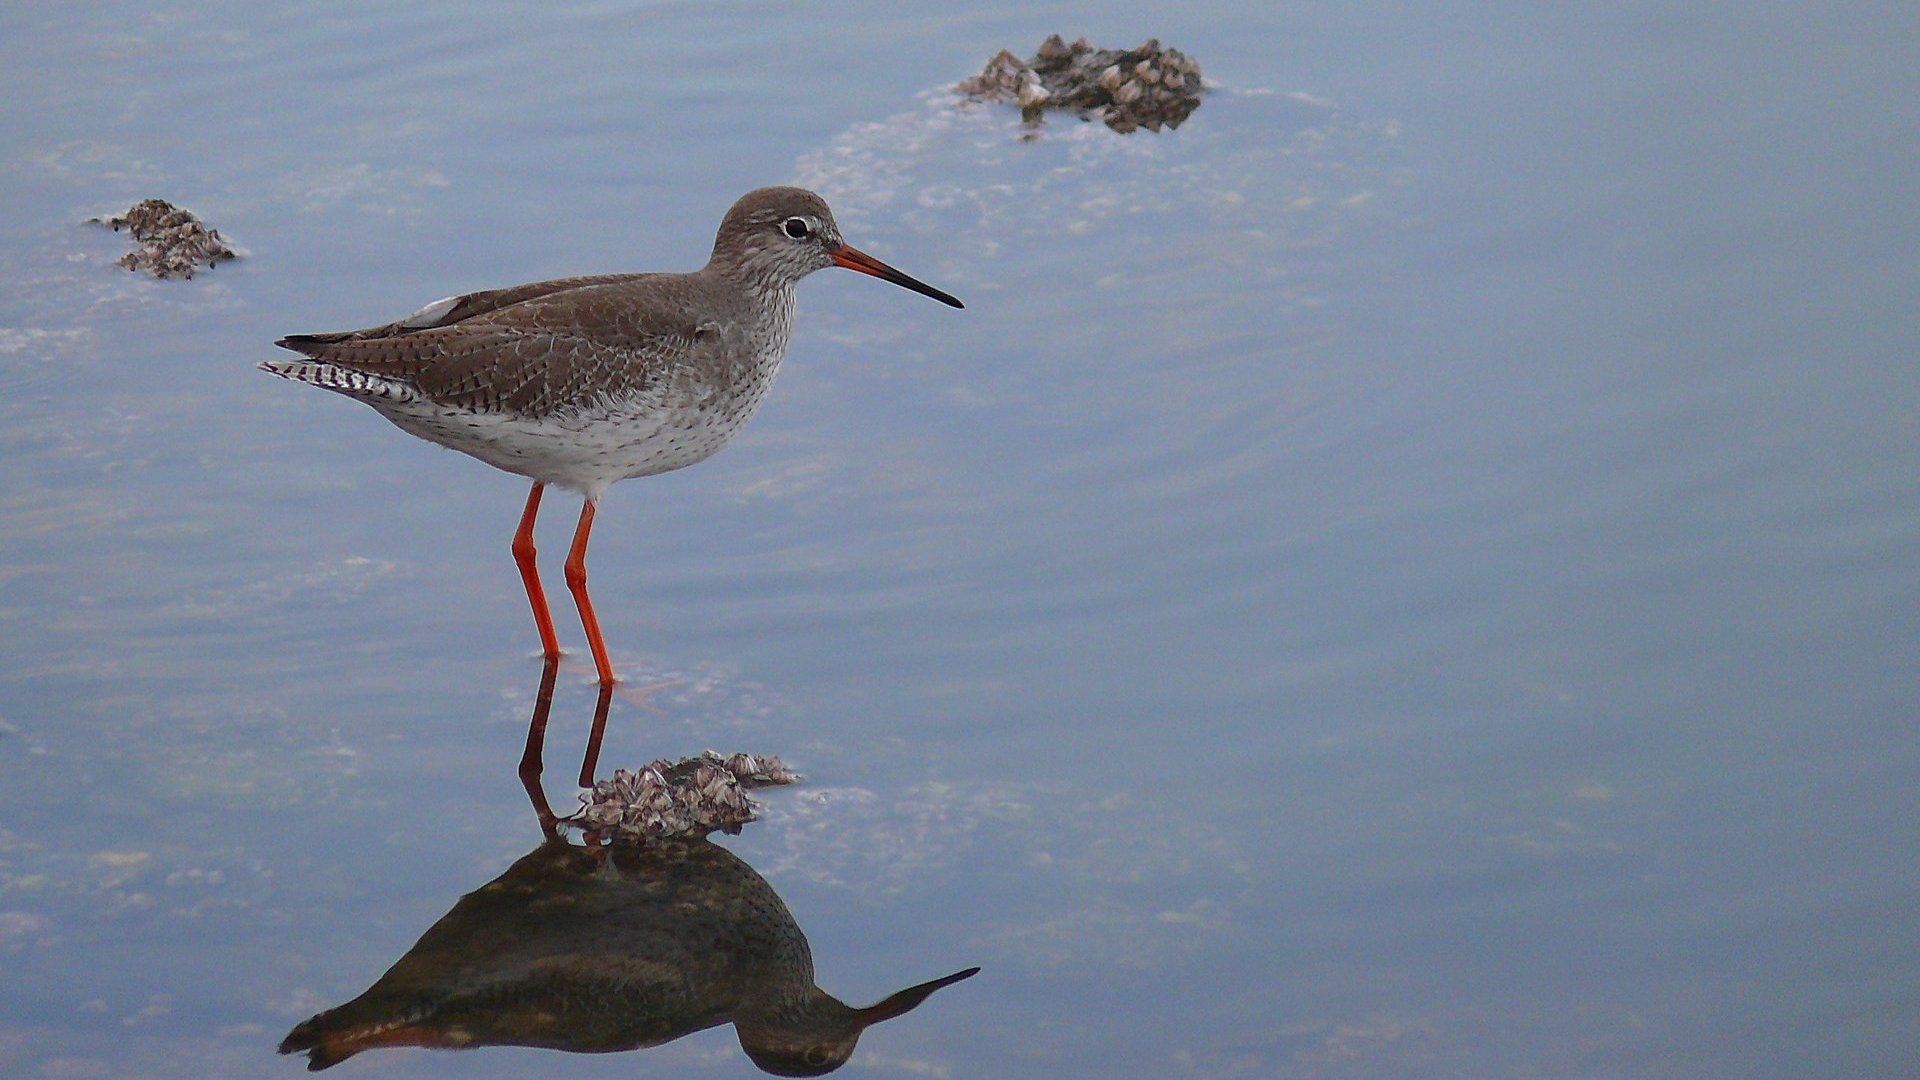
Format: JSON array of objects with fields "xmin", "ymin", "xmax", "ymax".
[{"xmin": 3, "ymin": 2, "xmax": 1918, "ymax": 1077}]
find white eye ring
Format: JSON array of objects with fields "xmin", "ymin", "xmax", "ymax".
[{"xmin": 782, "ymin": 217, "xmax": 812, "ymax": 240}]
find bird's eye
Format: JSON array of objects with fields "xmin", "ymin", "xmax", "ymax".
[{"xmin": 782, "ymin": 217, "xmax": 811, "ymax": 240}]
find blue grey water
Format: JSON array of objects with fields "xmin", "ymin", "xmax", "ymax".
[{"xmin": 2, "ymin": 2, "xmax": 1917, "ymax": 1077}]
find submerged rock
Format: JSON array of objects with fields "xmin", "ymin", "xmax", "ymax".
[
  {"xmin": 577, "ymin": 751, "xmax": 799, "ymax": 839},
  {"xmin": 955, "ymin": 34, "xmax": 1205, "ymax": 134},
  {"xmin": 88, "ymin": 198, "xmax": 236, "ymax": 279}
]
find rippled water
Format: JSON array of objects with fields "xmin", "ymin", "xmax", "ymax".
[{"xmin": 2, "ymin": 2, "xmax": 1917, "ymax": 1077}]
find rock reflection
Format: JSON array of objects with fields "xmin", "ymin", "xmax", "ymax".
[{"xmin": 283, "ymin": 658, "xmax": 977, "ymax": 1074}]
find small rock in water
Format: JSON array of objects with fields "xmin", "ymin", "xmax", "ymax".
[
  {"xmin": 89, "ymin": 198, "xmax": 237, "ymax": 279},
  {"xmin": 954, "ymin": 34, "xmax": 1205, "ymax": 134},
  {"xmin": 576, "ymin": 750, "xmax": 799, "ymax": 841}
]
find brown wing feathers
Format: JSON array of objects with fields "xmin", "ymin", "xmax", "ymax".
[
  {"xmin": 272, "ymin": 275, "xmax": 699, "ymax": 416},
  {"xmin": 276, "ymin": 274, "xmax": 643, "ymax": 348}
]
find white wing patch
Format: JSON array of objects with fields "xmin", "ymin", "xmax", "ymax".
[{"xmin": 402, "ymin": 294, "xmax": 464, "ymax": 329}]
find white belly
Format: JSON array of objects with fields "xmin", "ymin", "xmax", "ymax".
[{"xmin": 376, "ymin": 365, "xmax": 779, "ymax": 499}]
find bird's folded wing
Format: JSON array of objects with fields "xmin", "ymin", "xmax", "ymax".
[{"xmin": 275, "ymin": 277, "xmax": 713, "ymax": 416}]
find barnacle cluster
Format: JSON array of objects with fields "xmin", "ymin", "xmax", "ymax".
[
  {"xmin": 576, "ymin": 751, "xmax": 798, "ymax": 839},
  {"xmin": 955, "ymin": 35, "xmax": 1205, "ymax": 134},
  {"xmin": 89, "ymin": 198, "xmax": 237, "ymax": 279}
]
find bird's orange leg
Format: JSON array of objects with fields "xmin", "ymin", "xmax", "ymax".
[
  {"xmin": 513, "ymin": 482, "xmax": 562, "ymax": 660},
  {"xmin": 564, "ymin": 498, "xmax": 617, "ymax": 686}
]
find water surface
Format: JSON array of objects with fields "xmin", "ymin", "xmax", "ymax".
[{"xmin": 2, "ymin": 2, "xmax": 1917, "ymax": 1077}]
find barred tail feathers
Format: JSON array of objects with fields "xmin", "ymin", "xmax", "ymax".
[{"xmin": 258, "ymin": 358, "xmax": 420, "ymax": 403}]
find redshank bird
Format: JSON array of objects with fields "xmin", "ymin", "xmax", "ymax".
[{"xmin": 261, "ymin": 187, "xmax": 963, "ymax": 685}]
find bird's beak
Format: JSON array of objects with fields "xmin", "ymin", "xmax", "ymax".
[
  {"xmin": 831, "ymin": 245, "xmax": 965, "ymax": 309},
  {"xmin": 854, "ymin": 966, "xmax": 981, "ymax": 1024}
]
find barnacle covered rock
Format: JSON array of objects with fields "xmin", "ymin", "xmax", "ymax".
[
  {"xmin": 955, "ymin": 35, "xmax": 1205, "ymax": 133},
  {"xmin": 89, "ymin": 198, "xmax": 237, "ymax": 279},
  {"xmin": 576, "ymin": 751, "xmax": 799, "ymax": 840}
]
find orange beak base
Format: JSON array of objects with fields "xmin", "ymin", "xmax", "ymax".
[{"xmin": 831, "ymin": 245, "xmax": 964, "ymax": 309}]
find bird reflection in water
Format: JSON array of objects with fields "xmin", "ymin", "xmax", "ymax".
[{"xmin": 281, "ymin": 657, "xmax": 979, "ymax": 1074}]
